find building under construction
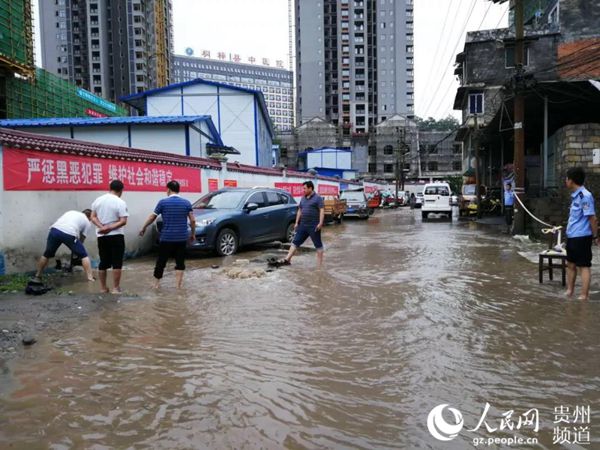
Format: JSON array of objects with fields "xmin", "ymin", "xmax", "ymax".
[
  {"xmin": 39, "ymin": 0, "xmax": 174, "ymax": 103},
  {"xmin": 0, "ymin": 0, "xmax": 126, "ymax": 119}
]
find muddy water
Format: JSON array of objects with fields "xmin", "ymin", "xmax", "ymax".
[{"xmin": 1, "ymin": 209, "xmax": 600, "ymax": 449}]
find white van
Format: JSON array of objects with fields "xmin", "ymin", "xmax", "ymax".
[{"xmin": 421, "ymin": 182, "xmax": 452, "ymax": 220}]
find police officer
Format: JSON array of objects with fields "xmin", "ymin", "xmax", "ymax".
[
  {"xmin": 504, "ymin": 183, "xmax": 515, "ymax": 232},
  {"xmin": 565, "ymin": 167, "xmax": 599, "ymax": 301}
]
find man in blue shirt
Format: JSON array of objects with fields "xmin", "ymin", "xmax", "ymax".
[
  {"xmin": 279, "ymin": 181, "xmax": 325, "ymax": 267},
  {"xmin": 139, "ymin": 180, "xmax": 196, "ymax": 289},
  {"xmin": 565, "ymin": 167, "xmax": 598, "ymax": 301},
  {"xmin": 504, "ymin": 183, "xmax": 515, "ymax": 232}
]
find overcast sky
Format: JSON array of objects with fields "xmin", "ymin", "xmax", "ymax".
[{"xmin": 33, "ymin": 0, "xmax": 509, "ymax": 120}]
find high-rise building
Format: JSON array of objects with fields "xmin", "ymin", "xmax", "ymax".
[
  {"xmin": 172, "ymin": 55, "xmax": 294, "ymax": 132},
  {"xmin": 295, "ymin": 0, "xmax": 414, "ymax": 138},
  {"xmin": 38, "ymin": 0, "xmax": 173, "ymax": 103}
]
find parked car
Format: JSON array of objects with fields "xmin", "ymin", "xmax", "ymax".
[
  {"xmin": 340, "ymin": 190, "xmax": 370, "ymax": 219},
  {"xmin": 157, "ymin": 188, "xmax": 298, "ymax": 256},
  {"xmin": 459, "ymin": 184, "xmax": 487, "ymax": 217},
  {"xmin": 366, "ymin": 191, "xmax": 381, "ymax": 215},
  {"xmin": 422, "ymin": 182, "xmax": 452, "ymax": 220},
  {"xmin": 397, "ymin": 191, "xmax": 411, "ymax": 207},
  {"xmin": 380, "ymin": 191, "xmax": 397, "ymax": 208},
  {"xmin": 414, "ymin": 192, "xmax": 424, "ymax": 208}
]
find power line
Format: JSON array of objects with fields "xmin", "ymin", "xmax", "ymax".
[
  {"xmin": 418, "ymin": 0, "xmax": 457, "ymax": 101},
  {"xmin": 430, "ymin": 1, "xmax": 496, "ymax": 119},
  {"xmin": 423, "ymin": 0, "xmax": 479, "ymax": 118},
  {"xmin": 419, "ymin": 0, "xmax": 469, "ymax": 117}
]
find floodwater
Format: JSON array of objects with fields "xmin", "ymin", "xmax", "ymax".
[{"xmin": 1, "ymin": 209, "xmax": 600, "ymax": 449}]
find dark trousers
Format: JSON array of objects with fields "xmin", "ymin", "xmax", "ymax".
[
  {"xmin": 505, "ymin": 206, "xmax": 514, "ymax": 227},
  {"xmin": 154, "ymin": 241, "xmax": 187, "ymax": 279}
]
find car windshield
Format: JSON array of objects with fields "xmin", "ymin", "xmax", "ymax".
[
  {"xmin": 192, "ymin": 190, "xmax": 247, "ymax": 209},
  {"xmin": 463, "ymin": 185, "xmax": 476, "ymax": 195},
  {"xmin": 341, "ymin": 191, "xmax": 365, "ymax": 201},
  {"xmin": 425, "ymin": 186, "xmax": 450, "ymax": 196},
  {"xmin": 416, "ymin": 193, "xmax": 423, "ymax": 197}
]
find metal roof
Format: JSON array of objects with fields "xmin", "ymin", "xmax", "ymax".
[
  {"xmin": 0, "ymin": 115, "xmax": 224, "ymax": 146},
  {"xmin": 0, "ymin": 127, "xmax": 223, "ymax": 169},
  {"xmin": 118, "ymin": 78, "xmax": 274, "ymax": 138}
]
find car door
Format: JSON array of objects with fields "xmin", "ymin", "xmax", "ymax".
[
  {"xmin": 241, "ymin": 191, "xmax": 270, "ymax": 244},
  {"xmin": 263, "ymin": 191, "xmax": 289, "ymax": 239}
]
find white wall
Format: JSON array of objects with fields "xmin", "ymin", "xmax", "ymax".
[
  {"xmin": 0, "ymin": 145, "xmax": 357, "ymax": 274},
  {"xmin": 307, "ymin": 150, "xmax": 352, "ymax": 170},
  {"xmin": 74, "ymin": 127, "xmax": 130, "ymax": 147},
  {"xmin": 145, "ymin": 83, "xmax": 267, "ymax": 167},
  {"xmin": 130, "ymin": 125, "xmax": 187, "ymax": 155}
]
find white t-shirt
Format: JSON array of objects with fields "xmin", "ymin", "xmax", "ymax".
[
  {"xmin": 51, "ymin": 211, "xmax": 91, "ymax": 238},
  {"xmin": 91, "ymin": 193, "xmax": 129, "ymax": 237}
]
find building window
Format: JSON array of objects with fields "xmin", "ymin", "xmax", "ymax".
[
  {"xmin": 384, "ymin": 145, "xmax": 394, "ymax": 155},
  {"xmin": 505, "ymin": 45, "xmax": 530, "ymax": 68},
  {"xmin": 453, "ymin": 143, "xmax": 462, "ymax": 154},
  {"xmin": 384, "ymin": 164, "xmax": 394, "ymax": 173},
  {"xmin": 468, "ymin": 93, "xmax": 484, "ymax": 115},
  {"xmin": 368, "ymin": 145, "xmax": 376, "ymax": 156},
  {"xmin": 368, "ymin": 163, "xmax": 377, "ymax": 173},
  {"xmin": 453, "ymin": 161, "xmax": 462, "ymax": 171},
  {"xmin": 427, "ymin": 162, "xmax": 438, "ymax": 172}
]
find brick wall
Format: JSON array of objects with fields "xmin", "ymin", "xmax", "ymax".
[{"xmin": 529, "ymin": 123, "xmax": 600, "ymax": 237}]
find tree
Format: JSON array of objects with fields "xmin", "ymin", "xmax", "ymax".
[
  {"xmin": 415, "ymin": 115, "xmax": 460, "ymax": 132},
  {"xmin": 446, "ymin": 175, "xmax": 463, "ymax": 196}
]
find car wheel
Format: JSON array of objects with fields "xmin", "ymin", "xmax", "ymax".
[
  {"xmin": 422, "ymin": 212, "xmax": 429, "ymax": 221},
  {"xmin": 284, "ymin": 222, "xmax": 296, "ymax": 243},
  {"xmin": 216, "ymin": 228, "xmax": 238, "ymax": 256}
]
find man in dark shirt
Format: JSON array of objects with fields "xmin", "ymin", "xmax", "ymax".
[
  {"xmin": 282, "ymin": 181, "xmax": 325, "ymax": 267},
  {"xmin": 139, "ymin": 180, "xmax": 196, "ymax": 289}
]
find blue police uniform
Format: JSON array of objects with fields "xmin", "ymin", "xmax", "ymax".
[
  {"xmin": 566, "ymin": 186, "xmax": 596, "ymax": 267},
  {"xmin": 504, "ymin": 190, "xmax": 515, "ymax": 207}
]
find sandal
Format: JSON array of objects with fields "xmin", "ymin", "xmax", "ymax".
[{"xmin": 267, "ymin": 258, "xmax": 290, "ymax": 268}]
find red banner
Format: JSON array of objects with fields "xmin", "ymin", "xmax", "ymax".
[
  {"xmin": 318, "ymin": 184, "xmax": 339, "ymax": 196},
  {"xmin": 208, "ymin": 178, "xmax": 219, "ymax": 192},
  {"xmin": 275, "ymin": 182, "xmax": 304, "ymax": 197},
  {"xmin": 3, "ymin": 147, "xmax": 201, "ymax": 192},
  {"xmin": 85, "ymin": 108, "xmax": 108, "ymax": 118},
  {"xmin": 364, "ymin": 185, "xmax": 379, "ymax": 194},
  {"xmin": 224, "ymin": 179, "xmax": 238, "ymax": 188}
]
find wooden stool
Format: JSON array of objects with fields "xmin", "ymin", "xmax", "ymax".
[{"xmin": 539, "ymin": 251, "xmax": 567, "ymax": 286}]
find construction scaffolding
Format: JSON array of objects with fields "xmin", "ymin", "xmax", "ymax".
[
  {"xmin": 0, "ymin": 0, "xmax": 34, "ymax": 76},
  {"xmin": 2, "ymin": 68, "xmax": 127, "ymax": 119},
  {"xmin": 154, "ymin": 0, "xmax": 169, "ymax": 87}
]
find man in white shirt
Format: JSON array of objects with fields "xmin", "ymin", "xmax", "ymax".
[
  {"xmin": 91, "ymin": 180, "xmax": 129, "ymax": 294},
  {"xmin": 33, "ymin": 209, "xmax": 95, "ymax": 283}
]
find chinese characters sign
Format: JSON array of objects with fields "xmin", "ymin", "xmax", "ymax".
[
  {"xmin": 3, "ymin": 148, "xmax": 201, "ymax": 192},
  {"xmin": 208, "ymin": 178, "xmax": 219, "ymax": 192},
  {"xmin": 318, "ymin": 184, "xmax": 339, "ymax": 196},
  {"xmin": 224, "ymin": 180, "xmax": 238, "ymax": 188},
  {"xmin": 275, "ymin": 182, "xmax": 304, "ymax": 197}
]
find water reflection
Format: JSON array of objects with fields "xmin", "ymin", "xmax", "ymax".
[{"xmin": 1, "ymin": 209, "xmax": 599, "ymax": 449}]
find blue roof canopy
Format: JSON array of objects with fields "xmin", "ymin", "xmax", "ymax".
[
  {"xmin": 0, "ymin": 115, "xmax": 224, "ymax": 146},
  {"xmin": 119, "ymin": 78, "xmax": 274, "ymax": 138}
]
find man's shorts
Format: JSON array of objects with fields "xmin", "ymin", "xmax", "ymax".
[
  {"xmin": 97, "ymin": 235, "xmax": 125, "ymax": 270},
  {"xmin": 566, "ymin": 236, "xmax": 593, "ymax": 268},
  {"xmin": 292, "ymin": 224, "xmax": 324, "ymax": 250},
  {"xmin": 43, "ymin": 228, "xmax": 87, "ymax": 259}
]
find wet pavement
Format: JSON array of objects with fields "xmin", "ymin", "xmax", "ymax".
[{"xmin": 1, "ymin": 208, "xmax": 600, "ymax": 449}]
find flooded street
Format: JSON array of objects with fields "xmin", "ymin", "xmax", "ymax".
[{"xmin": 1, "ymin": 208, "xmax": 600, "ymax": 449}]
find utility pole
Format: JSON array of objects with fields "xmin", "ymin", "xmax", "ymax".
[
  {"xmin": 395, "ymin": 126, "xmax": 403, "ymax": 202},
  {"xmin": 513, "ymin": 0, "xmax": 526, "ymax": 234},
  {"xmin": 474, "ymin": 114, "xmax": 482, "ymax": 219}
]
